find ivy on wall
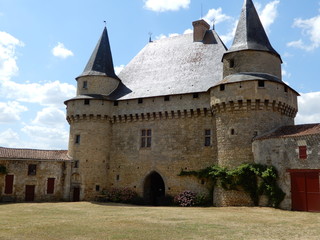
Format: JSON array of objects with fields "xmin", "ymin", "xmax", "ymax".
[
  {"xmin": 179, "ymin": 163, "xmax": 285, "ymax": 208},
  {"xmin": 0, "ymin": 165, "xmax": 7, "ymax": 174}
]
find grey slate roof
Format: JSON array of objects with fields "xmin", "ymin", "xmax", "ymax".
[
  {"xmin": 112, "ymin": 31, "xmax": 227, "ymax": 100},
  {"xmin": 225, "ymin": 0, "xmax": 281, "ymax": 60},
  {"xmin": 77, "ymin": 27, "xmax": 118, "ymax": 79},
  {"xmin": 0, "ymin": 147, "xmax": 71, "ymax": 161}
]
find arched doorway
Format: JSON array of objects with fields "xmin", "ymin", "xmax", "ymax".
[{"xmin": 143, "ymin": 171, "xmax": 165, "ymax": 206}]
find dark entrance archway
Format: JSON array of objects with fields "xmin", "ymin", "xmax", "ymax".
[{"xmin": 143, "ymin": 171, "xmax": 165, "ymax": 206}]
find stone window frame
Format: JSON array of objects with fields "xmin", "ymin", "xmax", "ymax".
[
  {"xmin": 204, "ymin": 129, "xmax": 211, "ymax": 147},
  {"xmin": 141, "ymin": 129, "xmax": 152, "ymax": 148},
  {"xmin": 258, "ymin": 80, "xmax": 265, "ymax": 88},
  {"xmin": 28, "ymin": 164, "xmax": 37, "ymax": 176}
]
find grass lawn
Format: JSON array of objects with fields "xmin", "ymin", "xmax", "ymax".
[{"xmin": 0, "ymin": 202, "xmax": 319, "ymax": 240}]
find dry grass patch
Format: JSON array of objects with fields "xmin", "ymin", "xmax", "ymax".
[{"xmin": 0, "ymin": 202, "xmax": 319, "ymax": 240}]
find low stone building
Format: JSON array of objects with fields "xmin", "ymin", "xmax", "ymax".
[{"xmin": 0, "ymin": 0, "xmax": 319, "ymax": 211}]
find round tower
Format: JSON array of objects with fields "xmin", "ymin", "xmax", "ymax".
[
  {"xmin": 65, "ymin": 27, "xmax": 119, "ymax": 201},
  {"xmin": 210, "ymin": 0, "xmax": 299, "ymax": 206}
]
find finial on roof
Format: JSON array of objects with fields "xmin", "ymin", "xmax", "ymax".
[
  {"xmin": 104, "ymin": 20, "xmax": 106, "ymax": 27},
  {"xmin": 212, "ymin": 18, "xmax": 216, "ymax": 30},
  {"xmin": 227, "ymin": 0, "xmax": 281, "ymax": 60},
  {"xmin": 148, "ymin": 32, "xmax": 153, "ymax": 43}
]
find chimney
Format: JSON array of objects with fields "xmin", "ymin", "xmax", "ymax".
[{"xmin": 192, "ymin": 20, "xmax": 210, "ymax": 42}]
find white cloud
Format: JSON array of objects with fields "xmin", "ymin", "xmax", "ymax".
[
  {"xmin": 115, "ymin": 65, "xmax": 125, "ymax": 75},
  {"xmin": 183, "ymin": 28, "xmax": 193, "ymax": 34},
  {"xmin": 258, "ymin": 0, "xmax": 280, "ymax": 33},
  {"xmin": 52, "ymin": 42, "xmax": 74, "ymax": 59},
  {"xmin": 220, "ymin": 20, "xmax": 238, "ymax": 45},
  {"xmin": 0, "ymin": 31, "xmax": 24, "ymax": 81},
  {"xmin": 32, "ymin": 107, "xmax": 66, "ymax": 127},
  {"xmin": 0, "ymin": 101, "xmax": 27, "ymax": 123},
  {"xmin": 288, "ymin": 14, "xmax": 320, "ymax": 51},
  {"xmin": 0, "ymin": 129, "xmax": 21, "ymax": 148},
  {"xmin": 296, "ymin": 92, "xmax": 320, "ymax": 124},
  {"xmin": 203, "ymin": 8, "xmax": 232, "ymax": 27},
  {"xmin": 144, "ymin": 0, "xmax": 190, "ymax": 12}
]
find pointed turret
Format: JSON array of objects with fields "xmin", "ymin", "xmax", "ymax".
[
  {"xmin": 226, "ymin": 0, "xmax": 281, "ymax": 60},
  {"xmin": 76, "ymin": 27, "xmax": 120, "ymax": 96},
  {"xmin": 79, "ymin": 27, "xmax": 118, "ymax": 79}
]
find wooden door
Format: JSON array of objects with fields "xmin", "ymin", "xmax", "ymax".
[
  {"xmin": 4, "ymin": 175, "xmax": 14, "ymax": 194},
  {"xmin": 291, "ymin": 171, "xmax": 320, "ymax": 212},
  {"xmin": 25, "ymin": 185, "xmax": 35, "ymax": 202},
  {"xmin": 73, "ymin": 187, "xmax": 80, "ymax": 201}
]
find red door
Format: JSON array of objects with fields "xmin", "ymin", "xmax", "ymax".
[
  {"xmin": 25, "ymin": 185, "xmax": 35, "ymax": 201},
  {"xmin": 291, "ymin": 171, "xmax": 320, "ymax": 212},
  {"xmin": 4, "ymin": 175, "xmax": 14, "ymax": 194}
]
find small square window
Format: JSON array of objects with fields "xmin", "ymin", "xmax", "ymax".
[
  {"xmin": 220, "ymin": 84, "xmax": 225, "ymax": 91},
  {"xmin": 229, "ymin": 59, "xmax": 235, "ymax": 68},
  {"xmin": 193, "ymin": 93, "xmax": 199, "ymax": 98},
  {"xmin": 96, "ymin": 185, "xmax": 100, "ymax": 191},
  {"xmin": 299, "ymin": 146, "xmax": 307, "ymax": 159},
  {"xmin": 114, "ymin": 101, "xmax": 119, "ymax": 106},
  {"xmin": 84, "ymin": 99, "xmax": 90, "ymax": 105},
  {"xmin": 28, "ymin": 164, "xmax": 37, "ymax": 176},
  {"xmin": 74, "ymin": 160, "xmax": 79, "ymax": 168},
  {"xmin": 258, "ymin": 80, "xmax": 265, "ymax": 88},
  {"xmin": 164, "ymin": 96, "xmax": 170, "ymax": 101},
  {"xmin": 138, "ymin": 98, "xmax": 143, "ymax": 104},
  {"xmin": 83, "ymin": 81, "xmax": 88, "ymax": 89},
  {"xmin": 75, "ymin": 135, "xmax": 81, "ymax": 144}
]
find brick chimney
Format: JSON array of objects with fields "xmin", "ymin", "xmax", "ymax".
[{"xmin": 192, "ymin": 20, "xmax": 210, "ymax": 42}]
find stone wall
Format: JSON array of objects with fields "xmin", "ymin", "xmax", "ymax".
[
  {"xmin": 0, "ymin": 159, "xmax": 70, "ymax": 202},
  {"xmin": 253, "ymin": 134, "xmax": 320, "ymax": 209}
]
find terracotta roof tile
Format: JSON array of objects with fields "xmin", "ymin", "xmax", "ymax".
[
  {"xmin": 0, "ymin": 147, "xmax": 71, "ymax": 161},
  {"xmin": 255, "ymin": 124, "xmax": 320, "ymax": 140}
]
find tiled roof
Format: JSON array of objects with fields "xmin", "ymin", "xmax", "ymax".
[
  {"xmin": 0, "ymin": 147, "xmax": 71, "ymax": 161},
  {"xmin": 255, "ymin": 124, "xmax": 320, "ymax": 140}
]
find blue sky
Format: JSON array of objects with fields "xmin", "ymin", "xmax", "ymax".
[{"xmin": 0, "ymin": 0, "xmax": 320, "ymax": 149}]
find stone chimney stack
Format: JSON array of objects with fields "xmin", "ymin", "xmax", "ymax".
[{"xmin": 192, "ymin": 20, "xmax": 210, "ymax": 42}]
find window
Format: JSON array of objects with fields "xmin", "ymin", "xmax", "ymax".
[
  {"xmin": 47, "ymin": 178, "xmax": 55, "ymax": 194},
  {"xmin": 231, "ymin": 129, "xmax": 235, "ymax": 135},
  {"xmin": 75, "ymin": 135, "xmax": 80, "ymax": 144},
  {"xmin": 220, "ymin": 84, "xmax": 225, "ymax": 91},
  {"xmin": 164, "ymin": 96, "xmax": 170, "ymax": 101},
  {"xmin": 114, "ymin": 101, "xmax": 119, "ymax": 106},
  {"xmin": 141, "ymin": 129, "xmax": 152, "ymax": 148},
  {"xmin": 4, "ymin": 175, "xmax": 14, "ymax": 194},
  {"xmin": 28, "ymin": 164, "xmax": 37, "ymax": 176},
  {"xmin": 299, "ymin": 146, "xmax": 307, "ymax": 159},
  {"xmin": 258, "ymin": 80, "xmax": 265, "ymax": 88},
  {"xmin": 229, "ymin": 59, "xmax": 235, "ymax": 68},
  {"xmin": 116, "ymin": 175, "xmax": 120, "ymax": 181},
  {"xmin": 138, "ymin": 98, "xmax": 143, "ymax": 104},
  {"xmin": 84, "ymin": 99, "xmax": 90, "ymax": 105},
  {"xmin": 193, "ymin": 93, "xmax": 199, "ymax": 98},
  {"xmin": 204, "ymin": 129, "xmax": 211, "ymax": 147},
  {"xmin": 284, "ymin": 86, "xmax": 288, "ymax": 92},
  {"xmin": 74, "ymin": 160, "xmax": 79, "ymax": 168},
  {"xmin": 83, "ymin": 81, "xmax": 88, "ymax": 89},
  {"xmin": 95, "ymin": 185, "xmax": 100, "ymax": 191}
]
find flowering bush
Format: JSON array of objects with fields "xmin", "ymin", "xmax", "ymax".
[
  {"xmin": 106, "ymin": 188, "xmax": 137, "ymax": 203},
  {"xmin": 174, "ymin": 190, "xmax": 197, "ymax": 207}
]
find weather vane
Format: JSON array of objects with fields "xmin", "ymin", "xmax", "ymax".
[
  {"xmin": 148, "ymin": 32, "xmax": 153, "ymax": 43},
  {"xmin": 103, "ymin": 20, "xmax": 106, "ymax": 27}
]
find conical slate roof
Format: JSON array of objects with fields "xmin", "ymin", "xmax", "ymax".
[
  {"xmin": 226, "ymin": 0, "xmax": 281, "ymax": 60},
  {"xmin": 78, "ymin": 27, "xmax": 118, "ymax": 79}
]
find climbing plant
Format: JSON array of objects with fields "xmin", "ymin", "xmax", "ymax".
[
  {"xmin": 0, "ymin": 165, "xmax": 7, "ymax": 174},
  {"xmin": 179, "ymin": 163, "xmax": 285, "ymax": 208}
]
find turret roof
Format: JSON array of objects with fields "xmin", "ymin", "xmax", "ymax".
[
  {"xmin": 78, "ymin": 27, "xmax": 118, "ymax": 79},
  {"xmin": 226, "ymin": 0, "xmax": 281, "ymax": 60}
]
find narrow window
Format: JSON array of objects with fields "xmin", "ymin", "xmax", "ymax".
[
  {"xmin": 84, "ymin": 99, "xmax": 90, "ymax": 105},
  {"xmin": 299, "ymin": 146, "xmax": 307, "ymax": 159},
  {"xmin": 193, "ymin": 93, "xmax": 199, "ymax": 98},
  {"xmin": 116, "ymin": 175, "xmax": 120, "ymax": 181},
  {"xmin": 138, "ymin": 98, "xmax": 143, "ymax": 104},
  {"xmin": 204, "ymin": 129, "xmax": 211, "ymax": 147},
  {"xmin": 4, "ymin": 175, "xmax": 14, "ymax": 194},
  {"xmin": 28, "ymin": 164, "xmax": 37, "ymax": 176},
  {"xmin": 258, "ymin": 80, "xmax": 265, "ymax": 88},
  {"xmin": 74, "ymin": 160, "xmax": 79, "ymax": 168},
  {"xmin": 47, "ymin": 178, "xmax": 55, "ymax": 194},
  {"xmin": 220, "ymin": 84, "xmax": 225, "ymax": 91},
  {"xmin": 75, "ymin": 135, "xmax": 81, "ymax": 144},
  {"xmin": 114, "ymin": 101, "xmax": 119, "ymax": 106},
  {"xmin": 141, "ymin": 129, "xmax": 152, "ymax": 148},
  {"xmin": 164, "ymin": 96, "xmax": 170, "ymax": 101},
  {"xmin": 284, "ymin": 86, "xmax": 288, "ymax": 92},
  {"xmin": 95, "ymin": 185, "xmax": 100, "ymax": 191},
  {"xmin": 229, "ymin": 59, "xmax": 235, "ymax": 68},
  {"xmin": 231, "ymin": 129, "xmax": 235, "ymax": 135},
  {"xmin": 83, "ymin": 81, "xmax": 88, "ymax": 89}
]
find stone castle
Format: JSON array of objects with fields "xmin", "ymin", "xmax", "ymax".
[{"xmin": 1, "ymin": 0, "xmax": 319, "ymax": 212}]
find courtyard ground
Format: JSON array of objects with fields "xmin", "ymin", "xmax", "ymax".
[{"xmin": 0, "ymin": 202, "xmax": 319, "ymax": 240}]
